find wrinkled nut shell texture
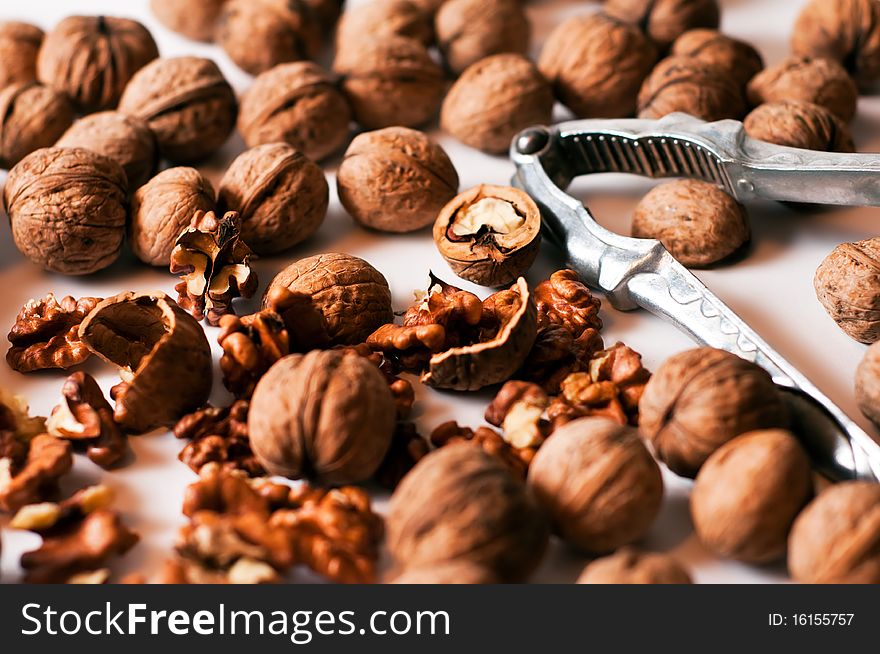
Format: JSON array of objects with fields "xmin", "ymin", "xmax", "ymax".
[
  {"xmin": 434, "ymin": 185, "xmax": 541, "ymax": 286},
  {"xmin": 539, "ymin": 13, "xmax": 657, "ymax": 118},
  {"xmin": 78, "ymin": 292, "xmax": 213, "ymax": 434},
  {"xmin": 441, "ymin": 54, "xmax": 554, "ymax": 154},
  {"xmin": 338, "ymin": 127, "xmax": 459, "ymax": 233},
  {"xmin": 150, "ymin": 0, "xmax": 227, "ymax": 42},
  {"xmin": 0, "ymin": 21, "xmax": 43, "ymax": 88},
  {"xmin": 671, "ymin": 28, "xmax": 763, "ymax": 86},
  {"xmin": 265, "ymin": 253, "xmax": 394, "ymax": 349},
  {"xmin": 814, "ymin": 237, "xmax": 880, "ymax": 343},
  {"xmin": 130, "ymin": 167, "xmax": 216, "ymax": 267},
  {"xmin": 577, "ymin": 549, "xmax": 692, "ymax": 584},
  {"xmin": 856, "ymin": 341, "xmax": 880, "ymax": 425},
  {"xmin": 744, "ymin": 100, "xmax": 854, "ymax": 152},
  {"xmin": 248, "ymin": 350, "xmax": 396, "ymax": 485},
  {"xmin": 390, "ymin": 560, "xmax": 497, "ymax": 584},
  {"xmin": 788, "ymin": 481, "xmax": 880, "ymax": 583},
  {"xmin": 387, "ymin": 443, "xmax": 549, "ymax": 582},
  {"xmin": 37, "ymin": 15, "xmax": 159, "ymax": 112},
  {"xmin": 639, "ymin": 347, "xmax": 789, "ymax": 478},
  {"xmin": 218, "ymin": 143, "xmax": 328, "ymax": 254},
  {"xmin": 528, "ymin": 417, "xmax": 663, "ymax": 553},
  {"xmin": 0, "ymin": 82, "xmax": 74, "ymax": 168},
  {"xmin": 4, "ymin": 147, "xmax": 127, "ymax": 275},
  {"xmin": 605, "ymin": 0, "xmax": 721, "ymax": 51},
  {"xmin": 337, "ymin": 0, "xmax": 433, "ymax": 51},
  {"xmin": 238, "ymin": 62, "xmax": 351, "ymax": 161},
  {"xmin": 119, "ymin": 56, "xmax": 237, "ymax": 163},
  {"xmin": 637, "ymin": 56, "xmax": 746, "ymax": 121},
  {"xmin": 435, "ymin": 0, "xmax": 530, "ymax": 75},
  {"xmin": 691, "ymin": 430, "xmax": 812, "ymax": 563},
  {"xmin": 631, "ymin": 179, "xmax": 750, "ymax": 267}
]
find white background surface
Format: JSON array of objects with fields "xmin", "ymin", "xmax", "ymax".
[{"xmin": 1, "ymin": 0, "xmax": 876, "ymax": 584}]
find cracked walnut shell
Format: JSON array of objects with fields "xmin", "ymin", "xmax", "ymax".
[
  {"xmin": 150, "ymin": 0, "xmax": 227, "ymax": 42},
  {"xmin": 814, "ymin": 237, "xmax": 880, "ymax": 343},
  {"xmin": 0, "ymin": 82, "xmax": 74, "ymax": 169},
  {"xmin": 744, "ymin": 101, "xmax": 854, "ymax": 153},
  {"xmin": 671, "ymin": 29, "xmax": 763, "ymax": 86},
  {"xmin": 605, "ymin": 0, "xmax": 720, "ymax": 51},
  {"xmin": 577, "ymin": 548, "xmax": 692, "ymax": 584},
  {"xmin": 0, "ymin": 21, "xmax": 43, "ymax": 88}
]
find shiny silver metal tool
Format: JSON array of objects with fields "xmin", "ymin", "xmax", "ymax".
[{"xmin": 511, "ymin": 112, "xmax": 880, "ymax": 482}]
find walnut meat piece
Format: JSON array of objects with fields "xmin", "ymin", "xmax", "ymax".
[
  {"xmin": 670, "ymin": 29, "xmax": 763, "ymax": 86},
  {"xmin": 0, "ymin": 434, "xmax": 73, "ymax": 513},
  {"xmin": 814, "ymin": 237, "xmax": 880, "ymax": 343},
  {"xmin": 336, "ymin": 0, "xmax": 433, "ymax": 51},
  {"xmin": 150, "ymin": 0, "xmax": 227, "ymax": 42},
  {"xmin": 37, "ymin": 16, "xmax": 158, "ymax": 113},
  {"xmin": 434, "ymin": 184, "xmax": 541, "ymax": 287},
  {"xmin": 441, "ymin": 54, "xmax": 554, "ymax": 155},
  {"xmin": 217, "ymin": 0, "xmax": 321, "ymax": 75},
  {"xmin": 430, "ymin": 421, "xmax": 534, "ymax": 479},
  {"xmin": 528, "ymin": 417, "xmax": 663, "ymax": 553},
  {"xmin": 119, "ymin": 56, "xmax": 237, "ymax": 163},
  {"xmin": 744, "ymin": 101, "xmax": 855, "ymax": 153},
  {"xmin": 130, "ymin": 167, "xmax": 216, "ymax": 267},
  {"xmin": 484, "ymin": 380, "xmax": 550, "ymax": 450},
  {"xmin": 249, "ymin": 350, "xmax": 396, "ymax": 484},
  {"xmin": 605, "ymin": 0, "xmax": 720, "ymax": 51},
  {"xmin": 539, "ymin": 13, "xmax": 657, "ymax": 118},
  {"xmin": 217, "ymin": 143, "xmax": 328, "ymax": 255},
  {"xmin": 218, "ymin": 311, "xmax": 289, "ymax": 399},
  {"xmin": 747, "ymin": 56, "xmax": 858, "ymax": 123},
  {"xmin": 577, "ymin": 548, "xmax": 692, "ymax": 584},
  {"xmin": 387, "ymin": 443, "xmax": 549, "ymax": 582},
  {"xmin": 435, "ymin": 0, "xmax": 530, "ymax": 75},
  {"xmin": 788, "ymin": 481, "xmax": 880, "ymax": 583},
  {"xmin": 238, "ymin": 62, "xmax": 351, "ymax": 161},
  {"xmin": 691, "ymin": 430, "xmax": 812, "ymax": 563},
  {"xmin": 174, "ymin": 401, "xmax": 264, "ymax": 476},
  {"xmin": 0, "ymin": 21, "xmax": 43, "ymax": 88},
  {"xmin": 0, "ymin": 83, "xmax": 74, "ymax": 169},
  {"xmin": 4, "ymin": 147, "xmax": 128, "ymax": 275},
  {"xmin": 631, "ymin": 179, "xmax": 751, "ymax": 267},
  {"xmin": 337, "ymin": 127, "xmax": 459, "ymax": 233},
  {"xmin": 264, "ymin": 253, "xmax": 394, "ymax": 349},
  {"xmin": 0, "ymin": 388, "xmax": 46, "ymax": 440},
  {"xmin": 637, "ymin": 56, "xmax": 746, "ymax": 121},
  {"xmin": 334, "ymin": 36, "xmax": 445, "ymax": 130},
  {"xmin": 374, "ymin": 422, "xmax": 430, "ymax": 489},
  {"xmin": 78, "ymin": 291, "xmax": 213, "ymax": 434},
  {"xmin": 639, "ymin": 347, "xmax": 789, "ymax": 478}
]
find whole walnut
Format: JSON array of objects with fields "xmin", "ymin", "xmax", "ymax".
[
  {"xmin": 238, "ymin": 62, "xmax": 351, "ymax": 161},
  {"xmin": 747, "ymin": 56, "xmax": 858, "ymax": 123},
  {"xmin": 37, "ymin": 16, "xmax": 159, "ymax": 113},
  {"xmin": 4, "ymin": 148, "xmax": 128, "ymax": 275},
  {"xmin": 216, "ymin": 0, "xmax": 321, "ymax": 75},
  {"xmin": 119, "ymin": 56, "xmax": 237, "ymax": 163},
  {"xmin": 814, "ymin": 237, "xmax": 880, "ymax": 343},
  {"xmin": 264, "ymin": 253, "xmax": 394, "ymax": 349},
  {"xmin": 0, "ymin": 83, "xmax": 74, "ymax": 169},
  {"xmin": 0, "ymin": 21, "xmax": 43, "ymax": 88},
  {"xmin": 528, "ymin": 417, "xmax": 663, "ymax": 553},
  {"xmin": 390, "ymin": 560, "xmax": 497, "ymax": 584},
  {"xmin": 637, "ymin": 55, "xmax": 746, "ymax": 121},
  {"xmin": 130, "ymin": 167, "xmax": 216, "ymax": 266},
  {"xmin": 56, "ymin": 111, "xmax": 159, "ymax": 189},
  {"xmin": 336, "ymin": 0, "xmax": 433, "ymax": 52},
  {"xmin": 671, "ymin": 29, "xmax": 763, "ymax": 86},
  {"xmin": 691, "ymin": 430, "xmax": 812, "ymax": 563},
  {"xmin": 631, "ymin": 179, "xmax": 750, "ymax": 267},
  {"xmin": 744, "ymin": 101, "xmax": 855, "ymax": 153},
  {"xmin": 639, "ymin": 348, "xmax": 789, "ymax": 478},
  {"xmin": 577, "ymin": 548, "xmax": 692, "ymax": 584},
  {"xmin": 441, "ymin": 54, "xmax": 554, "ymax": 154},
  {"xmin": 539, "ymin": 13, "xmax": 657, "ymax": 118},
  {"xmin": 337, "ymin": 127, "xmax": 458, "ymax": 233},
  {"xmin": 150, "ymin": 0, "xmax": 227, "ymax": 42},
  {"xmin": 387, "ymin": 443, "xmax": 549, "ymax": 582},
  {"xmin": 435, "ymin": 0, "xmax": 530, "ymax": 76},
  {"xmin": 334, "ymin": 36, "xmax": 445, "ymax": 129},
  {"xmin": 605, "ymin": 0, "xmax": 720, "ymax": 51},
  {"xmin": 792, "ymin": 0, "xmax": 880, "ymax": 91},
  {"xmin": 856, "ymin": 341, "xmax": 880, "ymax": 425},
  {"xmin": 217, "ymin": 143, "xmax": 328, "ymax": 254},
  {"xmin": 788, "ymin": 481, "xmax": 880, "ymax": 583},
  {"xmin": 248, "ymin": 350, "xmax": 396, "ymax": 485}
]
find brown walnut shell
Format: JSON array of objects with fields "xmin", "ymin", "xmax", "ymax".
[
  {"xmin": 0, "ymin": 21, "xmax": 43, "ymax": 88},
  {"xmin": 856, "ymin": 341, "xmax": 880, "ymax": 426},
  {"xmin": 691, "ymin": 429, "xmax": 812, "ymax": 563},
  {"xmin": 118, "ymin": 56, "xmax": 237, "ymax": 163},
  {"xmin": 4, "ymin": 147, "xmax": 127, "ymax": 275},
  {"xmin": 237, "ymin": 62, "xmax": 351, "ymax": 161},
  {"xmin": 130, "ymin": 167, "xmax": 216, "ymax": 267},
  {"xmin": 37, "ymin": 16, "xmax": 159, "ymax": 113},
  {"xmin": 671, "ymin": 28, "xmax": 763, "ymax": 86},
  {"xmin": 528, "ymin": 417, "xmax": 663, "ymax": 553},
  {"xmin": 639, "ymin": 347, "xmax": 789, "ymax": 478},
  {"xmin": 337, "ymin": 127, "xmax": 459, "ymax": 233},
  {"xmin": 539, "ymin": 12, "xmax": 657, "ymax": 118},
  {"xmin": 389, "ymin": 560, "xmax": 497, "ymax": 584},
  {"xmin": 248, "ymin": 350, "xmax": 396, "ymax": 485},
  {"xmin": 631, "ymin": 179, "xmax": 750, "ymax": 267},
  {"xmin": 264, "ymin": 253, "xmax": 394, "ymax": 349},
  {"xmin": 814, "ymin": 237, "xmax": 880, "ymax": 343},
  {"xmin": 387, "ymin": 443, "xmax": 549, "ymax": 582},
  {"xmin": 150, "ymin": 0, "xmax": 227, "ymax": 42},
  {"xmin": 577, "ymin": 548, "xmax": 692, "ymax": 584},
  {"xmin": 56, "ymin": 111, "xmax": 159, "ymax": 189},
  {"xmin": 0, "ymin": 83, "xmax": 74, "ymax": 169},
  {"xmin": 217, "ymin": 143, "xmax": 329, "ymax": 255},
  {"xmin": 441, "ymin": 54, "xmax": 554, "ymax": 155},
  {"xmin": 788, "ymin": 481, "xmax": 880, "ymax": 583},
  {"xmin": 605, "ymin": 0, "xmax": 720, "ymax": 51},
  {"xmin": 78, "ymin": 291, "xmax": 213, "ymax": 434},
  {"xmin": 434, "ymin": 184, "xmax": 541, "ymax": 287},
  {"xmin": 743, "ymin": 101, "xmax": 854, "ymax": 153},
  {"xmin": 336, "ymin": 0, "xmax": 433, "ymax": 51}
]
